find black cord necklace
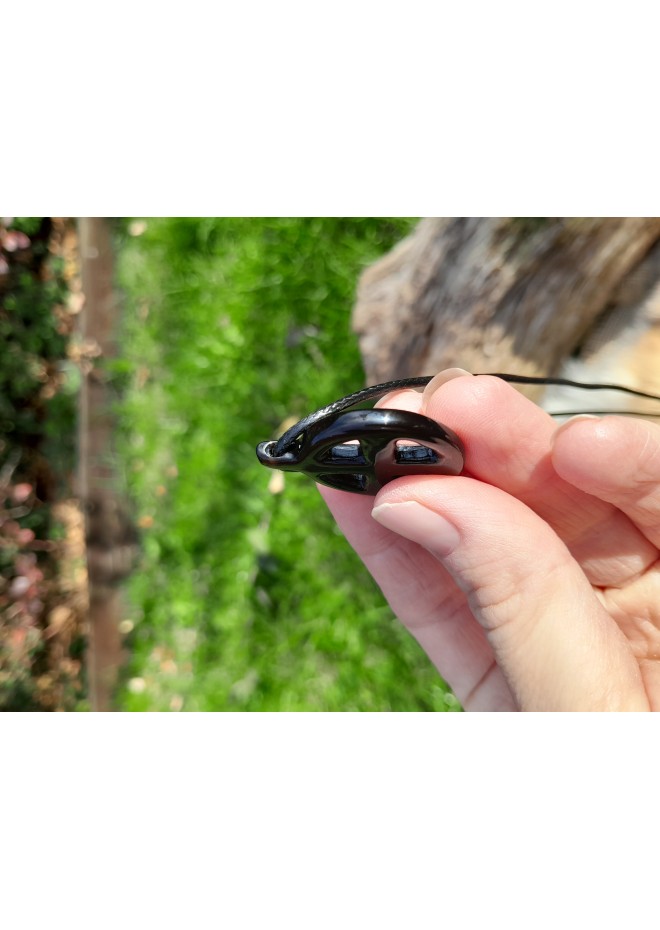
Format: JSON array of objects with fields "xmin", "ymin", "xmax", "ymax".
[{"xmin": 256, "ymin": 374, "xmax": 660, "ymax": 495}]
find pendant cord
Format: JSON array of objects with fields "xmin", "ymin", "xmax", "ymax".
[
  {"xmin": 273, "ymin": 373, "xmax": 660, "ymax": 457},
  {"xmin": 486, "ymin": 373, "xmax": 660, "ymax": 402}
]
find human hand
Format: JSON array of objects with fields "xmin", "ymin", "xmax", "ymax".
[{"xmin": 318, "ymin": 371, "xmax": 660, "ymax": 711}]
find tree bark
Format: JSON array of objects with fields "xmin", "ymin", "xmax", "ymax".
[{"xmin": 353, "ymin": 218, "xmax": 660, "ymax": 403}]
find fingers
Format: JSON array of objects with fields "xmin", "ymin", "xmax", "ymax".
[
  {"xmin": 318, "ymin": 484, "xmax": 517, "ymax": 711},
  {"xmin": 552, "ymin": 416, "xmax": 660, "ymax": 549},
  {"xmin": 420, "ymin": 375, "xmax": 657, "ymax": 586},
  {"xmin": 317, "ymin": 372, "xmax": 660, "ymax": 711},
  {"xmin": 421, "ymin": 368, "xmax": 473, "ymax": 403},
  {"xmin": 372, "ymin": 476, "xmax": 649, "ymax": 711},
  {"xmin": 374, "ymin": 368, "xmax": 471, "ymax": 412},
  {"xmin": 322, "ymin": 375, "xmax": 519, "ymax": 709}
]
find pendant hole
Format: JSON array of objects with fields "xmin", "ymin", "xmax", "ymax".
[
  {"xmin": 395, "ymin": 440, "xmax": 420, "ymax": 449},
  {"xmin": 319, "ymin": 473, "xmax": 368, "ymax": 493},
  {"xmin": 395, "ymin": 441, "xmax": 439, "ymax": 464},
  {"xmin": 320, "ymin": 439, "xmax": 365, "ymax": 464}
]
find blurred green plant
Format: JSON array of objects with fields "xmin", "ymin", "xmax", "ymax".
[
  {"xmin": 0, "ymin": 218, "xmax": 76, "ymax": 485},
  {"xmin": 115, "ymin": 218, "xmax": 461, "ymax": 711}
]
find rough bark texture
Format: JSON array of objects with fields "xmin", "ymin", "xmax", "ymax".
[{"xmin": 353, "ymin": 218, "xmax": 660, "ymax": 403}]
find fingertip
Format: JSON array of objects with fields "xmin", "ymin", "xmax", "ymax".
[
  {"xmin": 424, "ymin": 370, "xmax": 513, "ymax": 412},
  {"xmin": 421, "ymin": 368, "xmax": 473, "ymax": 405},
  {"xmin": 552, "ymin": 414, "xmax": 600, "ymax": 439},
  {"xmin": 374, "ymin": 388, "xmax": 424, "ymax": 412},
  {"xmin": 551, "ymin": 414, "xmax": 622, "ymax": 472},
  {"xmin": 552, "ymin": 414, "xmax": 660, "ymax": 491},
  {"xmin": 371, "ymin": 499, "xmax": 461, "ymax": 556},
  {"xmin": 552, "ymin": 414, "xmax": 599, "ymax": 459},
  {"xmin": 422, "ymin": 371, "xmax": 533, "ymax": 443}
]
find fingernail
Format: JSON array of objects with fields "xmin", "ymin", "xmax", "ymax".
[
  {"xmin": 371, "ymin": 501, "xmax": 461, "ymax": 556},
  {"xmin": 422, "ymin": 368, "xmax": 472, "ymax": 404},
  {"xmin": 374, "ymin": 388, "xmax": 421, "ymax": 410}
]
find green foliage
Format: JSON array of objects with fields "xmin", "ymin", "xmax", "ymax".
[
  {"xmin": 11, "ymin": 217, "xmax": 46, "ymax": 237},
  {"xmin": 115, "ymin": 218, "xmax": 461, "ymax": 711},
  {"xmin": 0, "ymin": 219, "xmax": 73, "ymax": 469},
  {"xmin": 0, "ymin": 218, "xmax": 81, "ymax": 710}
]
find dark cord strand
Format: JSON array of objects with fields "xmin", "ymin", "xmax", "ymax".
[{"xmin": 273, "ymin": 373, "xmax": 660, "ymax": 456}]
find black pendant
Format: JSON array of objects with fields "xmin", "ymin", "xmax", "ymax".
[{"xmin": 257, "ymin": 407, "xmax": 464, "ymax": 494}]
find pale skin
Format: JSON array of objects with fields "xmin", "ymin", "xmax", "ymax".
[{"xmin": 318, "ymin": 370, "xmax": 660, "ymax": 711}]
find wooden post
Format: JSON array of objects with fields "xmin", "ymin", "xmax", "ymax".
[{"xmin": 78, "ymin": 218, "xmax": 137, "ymax": 711}]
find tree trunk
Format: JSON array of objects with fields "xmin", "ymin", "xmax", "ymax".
[{"xmin": 353, "ymin": 218, "xmax": 660, "ymax": 406}]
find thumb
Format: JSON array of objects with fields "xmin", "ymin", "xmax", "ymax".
[{"xmin": 371, "ymin": 477, "xmax": 647, "ymax": 711}]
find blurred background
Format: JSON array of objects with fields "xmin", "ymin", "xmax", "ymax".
[
  {"xmin": 1, "ymin": 217, "xmax": 462, "ymax": 712},
  {"xmin": 3, "ymin": 217, "xmax": 660, "ymax": 711}
]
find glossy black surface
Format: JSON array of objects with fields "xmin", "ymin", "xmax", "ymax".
[
  {"xmin": 257, "ymin": 407, "xmax": 465, "ymax": 494},
  {"xmin": 257, "ymin": 373, "xmax": 660, "ymax": 495}
]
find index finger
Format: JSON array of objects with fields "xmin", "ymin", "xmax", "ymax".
[{"xmin": 421, "ymin": 375, "xmax": 657, "ymax": 585}]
